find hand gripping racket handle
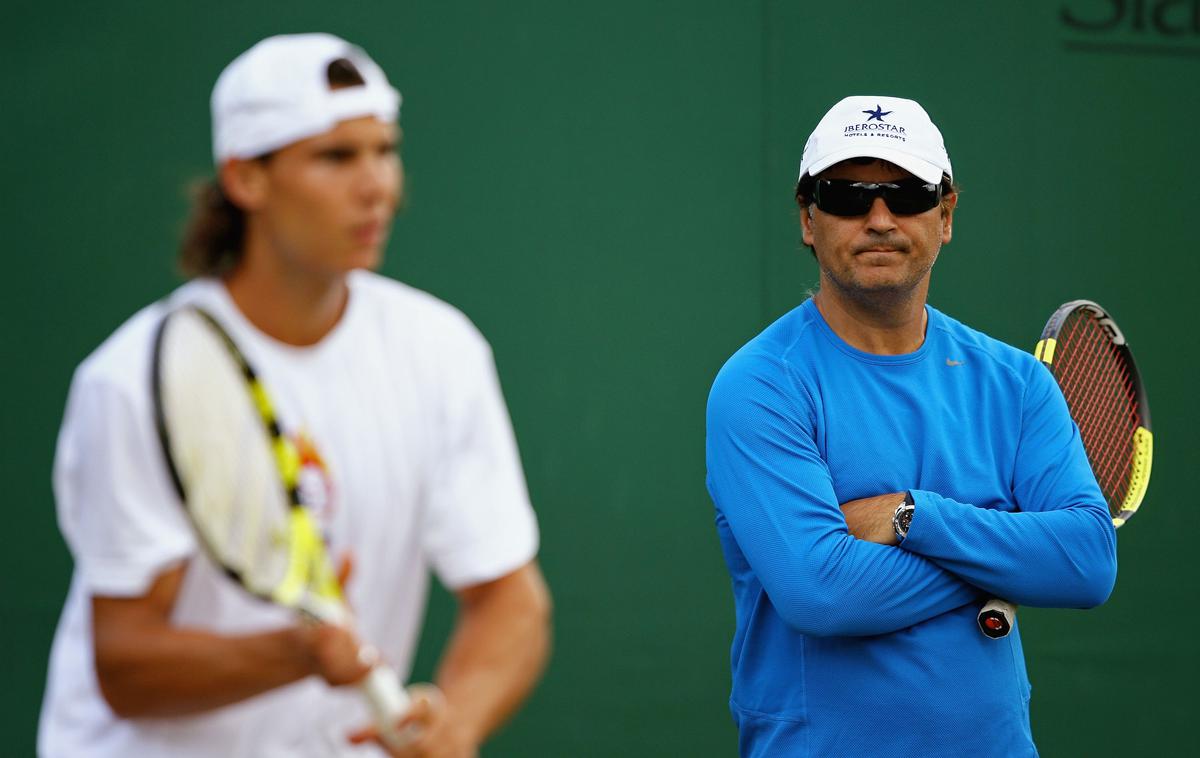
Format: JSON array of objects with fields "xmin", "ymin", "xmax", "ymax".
[
  {"xmin": 360, "ymin": 663, "xmax": 415, "ymax": 750},
  {"xmin": 977, "ymin": 598, "xmax": 1017, "ymax": 639},
  {"xmin": 308, "ymin": 602, "xmax": 415, "ymax": 749}
]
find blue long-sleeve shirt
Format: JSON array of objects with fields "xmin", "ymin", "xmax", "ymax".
[{"xmin": 706, "ymin": 299, "xmax": 1117, "ymax": 757}]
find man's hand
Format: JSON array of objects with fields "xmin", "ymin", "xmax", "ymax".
[
  {"xmin": 298, "ymin": 552, "xmax": 372, "ymax": 687},
  {"xmin": 296, "ymin": 622, "xmax": 373, "ymax": 687},
  {"xmin": 841, "ymin": 493, "xmax": 907, "ymax": 545},
  {"xmin": 348, "ymin": 684, "xmax": 478, "ymax": 758},
  {"xmin": 347, "ymin": 562, "xmax": 550, "ymax": 755}
]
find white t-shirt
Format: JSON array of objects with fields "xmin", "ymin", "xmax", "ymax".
[{"xmin": 38, "ymin": 272, "xmax": 539, "ymax": 758}]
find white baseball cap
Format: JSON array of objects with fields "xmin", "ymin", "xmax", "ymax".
[
  {"xmin": 211, "ymin": 33, "xmax": 401, "ymax": 164},
  {"xmin": 798, "ymin": 95, "xmax": 952, "ymax": 185}
]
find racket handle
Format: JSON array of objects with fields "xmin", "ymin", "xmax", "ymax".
[
  {"xmin": 360, "ymin": 663, "xmax": 414, "ymax": 749},
  {"xmin": 977, "ymin": 598, "xmax": 1017, "ymax": 639}
]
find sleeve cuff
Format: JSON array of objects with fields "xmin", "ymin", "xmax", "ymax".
[
  {"xmin": 79, "ymin": 540, "xmax": 195, "ymax": 597},
  {"xmin": 896, "ymin": 489, "xmax": 944, "ymax": 554}
]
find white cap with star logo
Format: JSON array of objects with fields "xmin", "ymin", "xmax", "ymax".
[{"xmin": 798, "ymin": 95, "xmax": 952, "ymax": 185}]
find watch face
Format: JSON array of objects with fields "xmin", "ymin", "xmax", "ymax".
[{"xmin": 894, "ymin": 503, "xmax": 914, "ymax": 539}]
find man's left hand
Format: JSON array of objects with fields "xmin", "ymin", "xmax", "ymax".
[{"xmin": 348, "ymin": 684, "xmax": 478, "ymax": 758}]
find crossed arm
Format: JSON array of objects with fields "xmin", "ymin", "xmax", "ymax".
[
  {"xmin": 706, "ymin": 354, "xmax": 1117, "ymax": 639},
  {"xmin": 707, "ymin": 376, "xmax": 982, "ymax": 638},
  {"xmin": 838, "ymin": 365, "xmax": 1117, "ymax": 608},
  {"xmin": 840, "ymin": 490, "xmax": 1116, "ymax": 608}
]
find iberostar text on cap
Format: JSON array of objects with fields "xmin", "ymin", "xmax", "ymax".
[{"xmin": 799, "ymin": 96, "xmax": 952, "ymax": 185}]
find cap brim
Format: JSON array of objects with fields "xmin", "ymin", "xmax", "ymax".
[{"xmin": 803, "ymin": 145, "xmax": 947, "ymax": 185}]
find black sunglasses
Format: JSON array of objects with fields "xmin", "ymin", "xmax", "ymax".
[{"xmin": 812, "ymin": 178, "xmax": 943, "ymax": 217}]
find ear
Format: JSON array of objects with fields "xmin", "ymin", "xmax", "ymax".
[
  {"xmin": 219, "ymin": 158, "xmax": 270, "ymax": 212},
  {"xmin": 940, "ymin": 192, "xmax": 957, "ymax": 244},
  {"xmin": 799, "ymin": 203, "xmax": 816, "ymax": 247}
]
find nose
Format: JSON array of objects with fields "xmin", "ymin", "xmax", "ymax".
[
  {"xmin": 355, "ymin": 155, "xmax": 399, "ymax": 207},
  {"xmin": 864, "ymin": 196, "xmax": 897, "ymax": 233}
]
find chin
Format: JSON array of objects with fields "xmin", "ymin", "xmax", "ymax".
[
  {"xmin": 833, "ymin": 274, "xmax": 919, "ymax": 299},
  {"xmin": 346, "ymin": 247, "xmax": 384, "ymax": 271}
]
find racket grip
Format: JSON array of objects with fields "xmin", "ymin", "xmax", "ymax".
[
  {"xmin": 360, "ymin": 664, "xmax": 414, "ymax": 749},
  {"xmin": 977, "ymin": 598, "xmax": 1017, "ymax": 639}
]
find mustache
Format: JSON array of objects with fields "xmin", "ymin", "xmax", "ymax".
[{"xmin": 853, "ymin": 236, "xmax": 910, "ymax": 254}]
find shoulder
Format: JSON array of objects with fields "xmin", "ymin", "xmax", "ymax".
[
  {"xmin": 929, "ymin": 306, "xmax": 1042, "ymax": 384},
  {"xmin": 709, "ymin": 302, "xmax": 822, "ymax": 418},
  {"xmin": 64, "ymin": 281, "xmax": 228, "ymax": 420},
  {"xmin": 348, "ymin": 271, "xmax": 492, "ymax": 356},
  {"xmin": 70, "ymin": 303, "xmax": 167, "ymax": 402},
  {"xmin": 71, "ymin": 281, "xmax": 216, "ymax": 396},
  {"xmin": 713, "ymin": 302, "xmax": 822, "ymax": 390}
]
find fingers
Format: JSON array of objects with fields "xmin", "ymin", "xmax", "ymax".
[
  {"xmin": 309, "ymin": 622, "xmax": 372, "ymax": 686},
  {"xmin": 336, "ymin": 551, "xmax": 355, "ymax": 590},
  {"xmin": 396, "ymin": 683, "xmax": 446, "ymax": 729},
  {"xmin": 347, "ymin": 725, "xmax": 376, "ymax": 744},
  {"xmin": 358, "ymin": 643, "xmax": 384, "ymax": 669},
  {"xmin": 346, "ymin": 683, "xmax": 458, "ymax": 757}
]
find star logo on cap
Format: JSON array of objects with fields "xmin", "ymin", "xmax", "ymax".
[{"xmin": 862, "ymin": 104, "xmax": 892, "ymax": 122}]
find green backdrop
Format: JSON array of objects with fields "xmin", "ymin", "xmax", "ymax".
[{"xmin": 5, "ymin": 2, "xmax": 1197, "ymax": 755}]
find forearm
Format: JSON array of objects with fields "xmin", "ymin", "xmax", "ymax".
[
  {"xmin": 436, "ymin": 563, "xmax": 551, "ymax": 747},
  {"xmin": 776, "ymin": 539, "xmax": 981, "ymax": 636},
  {"xmin": 901, "ymin": 490, "xmax": 1117, "ymax": 607},
  {"xmin": 94, "ymin": 621, "xmax": 316, "ymax": 717},
  {"xmin": 841, "ymin": 492, "xmax": 905, "ymax": 545},
  {"xmin": 91, "ymin": 563, "xmax": 368, "ymax": 719}
]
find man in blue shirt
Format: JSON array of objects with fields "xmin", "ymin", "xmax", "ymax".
[{"xmin": 705, "ymin": 96, "xmax": 1117, "ymax": 757}]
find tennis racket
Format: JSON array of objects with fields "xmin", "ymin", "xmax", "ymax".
[
  {"xmin": 151, "ymin": 305, "xmax": 412, "ymax": 745},
  {"xmin": 977, "ymin": 300, "xmax": 1152, "ymax": 639}
]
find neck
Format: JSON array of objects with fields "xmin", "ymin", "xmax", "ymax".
[
  {"xmin": 813, "ymin": 279, "xmax": 929, "ymax": 355},
  {"xmin": 224, "ymin": 242, "xmax": 349, "ymax": 347}
]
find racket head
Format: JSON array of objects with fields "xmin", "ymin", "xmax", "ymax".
[
  {"xmin": 151, "ymin": 306, "xmax": 344, "ymax": 621},
  {"xmin": 1034, "ymin": 300, "xmax": 1152, "ymax": 527}
]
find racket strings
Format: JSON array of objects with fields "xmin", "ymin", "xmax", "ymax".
[
  {"xmin": 1060, "ymin": 338, "xmax": 1135, "ymax": 468},
  {"xmin": 1052, "ymin": 311, "xmax": 1142, "ymax": 514},
  {"xmin": 1053, "ymin": 316, "xmax": 1135, "ymax": 497},
  {"xmin": 1058, "ymin": 341, "xmax": 1137, "ymax": 501},
  {"xmin": 160, "ymin": 310, "xmax": 294, "ymax": 594}
]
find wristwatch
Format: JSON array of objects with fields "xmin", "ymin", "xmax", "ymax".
[{"xmin": 892, "ymin": 491, "xmax": 916, "ymax": 542}]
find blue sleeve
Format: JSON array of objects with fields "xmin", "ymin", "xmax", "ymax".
[
  {"xmin": 899, "ymin": 361, "xmax": 1118, "ymax": 608},
  {"xmin": 706, "ymin": 352, "xmax": 981, "ymax": 637}
]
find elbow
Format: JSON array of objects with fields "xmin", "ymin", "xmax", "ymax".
[
  {"xmin": 98, "ymin": 691, "xmax": 142, "ymax": 720},
  {"xmin": 1076, "ymin": 521, "xmax": 1119, "ymax": 609},
  {"xmin": 1079, "ymin": 555, "xmax": 1117, "ymax": 609},
  {"xmin": 525, "ymin": 577, "xmax": 554, "ymax": 664},
  {"xmin": 521, "ymin": 563, "xmax": 553, "ymax": 643},
  {"xmin": 1054, "ymin": 549, "xmax": 1116, "ymax": 610},
  {"xmin": 1047, "ymin": 510, "xmax": 1118, "ymax": 609},
  {"xmin": 1064, "ymin": 574, "xmax": 1114, "ymax": 610},
  {"xmin": 1020, "ymin": 563, "xmax": 1115, "ymax": 610},
  {"xmin": 94, "ymin": 654, "xmax": 148, "ymax": 719},
  {"xmin": 775, "ymin": 594, "xmax": 861, "ymax": 638},
  {"xmin": 92, "ymin": 622, "xmax": 175, "ymax": 719},
  {"xmin": 473, "ymin": 560, "xmax": 553, "ymax": 665}
]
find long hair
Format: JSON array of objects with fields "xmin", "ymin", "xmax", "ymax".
[
  {"xmin": 178, "ymin": 179, "xmax": 245, "ymax": 277},
  {"xmin": 177, "ymin": 57, "xmax": 368, "ymax": 277}
]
